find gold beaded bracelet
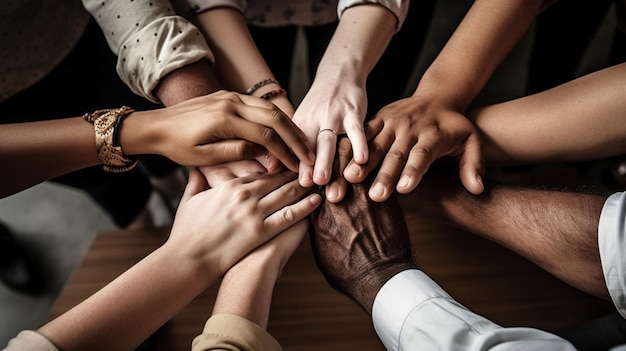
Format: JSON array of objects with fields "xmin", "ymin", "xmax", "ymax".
[
  {"xmin": 245, "ymin": 78, "xmax": 280, "ymax": 95},
  {"xmin": 83, "ymin": 106, "xmax": 138, "ymax": 173}
]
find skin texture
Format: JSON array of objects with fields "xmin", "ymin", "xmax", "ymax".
[
  {"xmin": 0, "ymin": 91, "xmax": 315, "ymax": 199},
  {"xmin": 309, "ymin": 179, "xmax": 416, "ymax": 314},
  {"xmin": 292, "ymin": 4, "xmax": 397, "ymax": 188},
  {"xmin": 190, "ymin": 7, "xmax": 297, "ymax": 172},
  {"xmin": 410, "ymin": 166, "xmax": 610, "ymax": 300},
  {"xmin": 329, "ymin": 0, "xmax": 554, "ymax": 203},
  {"xmin": 326, "ymin": 60, "xmax": 626, "ymax": 203},
  {"xmin": 36, "ymin": 168, "xmax": 321, "ymax": 350}
]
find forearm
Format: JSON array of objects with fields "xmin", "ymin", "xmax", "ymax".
[
  {"xmin": 155, "ymin": 60, "xmax": 222, "ymax": 106},
  {"xmin": 0, "ymin": 118, "xmax": 100, "ymax": 198},
  {"xmin": 38, "ymin": 243, "xmax": 214, "ymax": 350},
  {"xmin": 415, "ymin": 169, "xmax": 609, "ymax": 300},
  {"xmin": 469, "ymin": 63, "xmax": 626, "ymax": 166},
  {"xmin": 414, "ymin": 0, "xmax": 544, "ymax": 110},
  {"xmin": 83, "ymin": 0, "xmax": 216, "ymax": 103},
  {"xmin": 212, "ymin": 257, "xmax": 280, "ymax": 329},
  {"xmin": 315, "ymin": 4, "xmax": 396, "ymax": 87},
  {"xmin": 190, "ymin": 8, "xmax": 293, "ymax": 115}
]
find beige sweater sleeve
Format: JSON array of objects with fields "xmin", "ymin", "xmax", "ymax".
[
  {"xmin": 192, "ymin": 314, "xmax": 282, "ymax": 351},
  {"xmin": 3, "ymin": 331, "xmax": 59, "ymax": 351}
]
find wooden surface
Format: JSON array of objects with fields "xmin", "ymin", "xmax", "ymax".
[{"xmin": 48, "ymin": 192, "xmax": 615, "ymax": 350}]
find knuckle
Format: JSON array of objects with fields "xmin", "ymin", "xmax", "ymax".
[
  {"xmin": 375, "ymin": 171, "xmax": 395, "ymax": 183},
  {"xmin": 261, "ymin": 127, "xmax": 279, "ymax": 144},
  {"xmin": 281, "ymin": 206, "xmax": 295, "ymax": 222},
  {"xmin": 412, "ymin": 147, "xmax": 434, "ymax": 162},
  {"xmin": 232, "ymin": 187, "xmax": 253, "ymax": 202},
  {"xmin": 267, "ymin": 108, "xmax": 287, "ymax": 123},
  {"xmin": 387, "ymin": 149, "xmax": 408, "ymax": 163}
]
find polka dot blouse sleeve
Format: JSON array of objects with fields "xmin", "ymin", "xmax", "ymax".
[
  {"xmin": 82, "ymin": 0, "xmax": 215, "ymax": 103},
  {"xmin": 337, "ymin": 0, "xmax": 409, "ymax": 31},
  {"xmin": 169, "ymin": 0, "xmax": 246, "ymax": 18}
]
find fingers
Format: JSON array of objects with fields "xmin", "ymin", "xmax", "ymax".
[
  {"xmin": 345, "ymin": 120, "xmax": 368, "ymax": 165},
  {"xmin": 234, "ymin": 99, "xmax": 315, "ymax": 169},
  {"xmin": 219, "ymin": 116, "xmax": 301, "ymax": 172},
  {"xmin": 369, "ymin": 137, "xmax": 416, "ymax": 202},
  {"xmin": 264, "ymin": 191, "xmax": 321, "ymax": 235},
  {"xmin": 325, "ymin": 137, "xmax": 352, "ymax": 203},
  {"xmin": 199, "ymin": 160, "xmax": 266, "ymax": 188},
  {"xmin": 312, "ymin": 129, "xmax": 339, "ymax": 185},
  {"xmin": 180, "ymin": 168, "xmax": 208, "ymax": 203},
  {"xmin": 260, "ymin": 178, "xmax": 315, "ymax": 214},
  {"xmin": 458, "ymin": 136, "xmax": 485, "ymax": 195},
  {"xmin": 343, "ymin": 120, "xmax": 392, "ymax": 184}
]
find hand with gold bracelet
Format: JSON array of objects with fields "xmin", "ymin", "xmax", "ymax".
[{"xmin": 0, "ymin": 90, "xmax": 314, "ymax": 199}]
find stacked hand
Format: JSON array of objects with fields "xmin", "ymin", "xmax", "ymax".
[
  {"xmin": 167, "ymin": 167, "xmax": 320, "ymax": 280},
  {"xmin": 309, "ymin": 179, "xmax": 416, "ymax": 313},
  {"xmin": 121, "ymin": 90, "xmax": 315, "ymax": 172},
  {"xmin": 326, "ymin": 96, "xmax": 484, "ymax": 203}
]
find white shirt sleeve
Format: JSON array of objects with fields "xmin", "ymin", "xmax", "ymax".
[
  {"xmin": 337, "ymin": 0, "xmax": 409, "ymax": 30},
  {"xmin": 372, "ymin": 270, "xmax": 576, "ymax": 351},
  {"xmin": 599, "ymin": 191, "xmax": 626, "ymax": 318},
  {"xmin": 82, "ymin": 0, "xmax": 215, "ymax": 103}
]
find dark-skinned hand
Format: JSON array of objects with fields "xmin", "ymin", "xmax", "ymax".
[{"xmin": 309, "ymin": 177, "xmax": 416, "ymax": 314}]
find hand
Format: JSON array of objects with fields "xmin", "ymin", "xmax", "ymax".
[
  {"xmin": 123, "ymin": 90, "xmax": 315, "ymax": 172},
  {"xmin": 167, "ymin": 168, "xmax": 321, "ymax": 281},
  {"xmin": 339, "ymin": 96, "xmax": 484, "ymax": 202},
  {"xmin": 309, "ymin": 180, "xmax": 416, "ymax": 314},
  {"xmin": 199, "ymin": 159, "xmax": 267, "ymax": 188},
  {"xmin": 292, "ymin": 76, "xmax": 369, "ymax": 187}
]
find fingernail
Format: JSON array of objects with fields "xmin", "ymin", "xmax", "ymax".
[
  {"xmin": 314, "ymin": 169, "xmax": 326, "ymax": 183},
  {"xmin": 326, "ymin": 185, "xmax": 337, "ymax": 201},
  {"xmin": 300, "ymin": 172, "xmax": 312, "ymax": 184},
  {"xmin": 370, "ymin": 182, "xmax": 385, "ymax": 198},
  {"xmin": 310, "ymin": 193, "xmax": 322, "ymax": 205},
  {"xmin": 477, "ymin": 175, "xmax": 484, "ymax": 190},
  {"xmin": 356, "ymin": 151, "xmax": 367, "ymax": 163},
  {"xmin": 398, "ymin": 175, "xmax": 410, "ymax": 188}
]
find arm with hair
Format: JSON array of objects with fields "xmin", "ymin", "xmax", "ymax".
[{"xmin": 414, "ymin": 168, "xmax": 610, "ymax": 300}]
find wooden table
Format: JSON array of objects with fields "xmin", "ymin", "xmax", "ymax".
[{"xmin": 47, "ymin": 192, "xmax": 615, "ymax": 350}]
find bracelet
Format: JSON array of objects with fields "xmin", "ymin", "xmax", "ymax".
[
  {"xmin": 83, "ymin": 106, "xmax": 138, "ymax": 173},
  {"xmin": 260, "ymin": 88, "xmax": 287, "ymax": 100},
  {"xmin": 245, "ymin": 78, "xmax": 279, "ymax": 95}
]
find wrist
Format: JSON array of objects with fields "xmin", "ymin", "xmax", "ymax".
[
  {"xmin": 117, "ymin": 109, "xmax": 164, "ymax": 157},
  {"xmin": 154, "ymin": 60, "xmax": 220, "ymax": 106},
  {"xmin": 415, "ymin": 70, "xmax": 474, "ymax": 113},
  {"xmin": 350, "ymin": 263, "xmax": 416, "ymax": 314}
]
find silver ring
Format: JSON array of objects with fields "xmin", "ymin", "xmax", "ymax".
[{"xmin": 318, "ymin": 128, "xmax": 337, "ymax": 135}]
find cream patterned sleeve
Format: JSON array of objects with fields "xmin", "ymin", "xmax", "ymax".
[
  {"xmin": 169, "ymin": 0, "xmax": 246, "ymax": 18},
  {"xmin": 82, "ymin": 0, "xmax": 215, "ymax": 103},
  {"xmin": 337, "ymin": 0, "xmax": 409, "ymax": 30}
]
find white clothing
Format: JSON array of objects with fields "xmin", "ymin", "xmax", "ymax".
[
  {"xmin": 372, "ymin": 191, "xmax": 626, "ymax": 350},
  {"xmin": 372, "ymin": 270, "xmax": 577, "ymax": 350},
  {"xmin": 599, "ymin": 191, "xmax": 626, "ymax": 318}
]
